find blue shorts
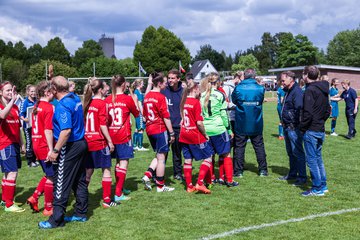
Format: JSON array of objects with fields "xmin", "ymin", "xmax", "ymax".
[
  {"xmin": 39, "ymin": 160, "xmax": 55, "ymax": 177},
  {"xmin": 0, "ymin": 144, "xmax": 21, "ymax": 173},
  {"xmin": 135, "ymin": 115, "xmax": 146, "ymax": 130},
  {"xmin": 182, "ymin": 142, "xmax": 214, "ymax": 161},
  {"xmin": 209, "ymin": 132, "xmax": 231, "ymax": 156},
  {"xmin": 112, "ymin": 141, "xmax": 134, "ymax": 160},
  {"xmin": 87, "ymin": 146, "xmax": 112, "ymax": 168},
  {"xmin": 148, "ymin": 132, "xmax": 169, "ymax": 153}
]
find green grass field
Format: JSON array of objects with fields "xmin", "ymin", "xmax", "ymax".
[{"xmin": 1, "ymin": 102, "xmax": 360, "ymax": 240}]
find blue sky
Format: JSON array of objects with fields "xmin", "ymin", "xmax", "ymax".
[{"xmin": 1, "ymin": 0, "xmax": 359, "ymax": 59}]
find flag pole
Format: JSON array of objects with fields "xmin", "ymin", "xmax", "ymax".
[
  {"xmin": 139, "ymin": 62, "xmax": 141, "ymax": 77},
  {"xmin": 45, "ymin": 62, "xmax": 48, "ymax": 81},
  {"xmin": 93, "ymin": 62, "xmax": 96, "ymax": 77}
]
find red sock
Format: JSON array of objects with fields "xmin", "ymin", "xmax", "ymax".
[
  {"xmin": 2, "ymin": 179, "xmax": 7, "ymax": 203},
  {"xmin": 156, "ymin": 176, "xmax": 165, "ymax": 188},
  {"xmin": 44, "ymin": 181, "xmax": 54, "ymax": 210},
  {"xmin": 197, "ymin": 161, "xmax": 211, "ymax": 186},
  {"xmin": 205, "ymin": 161, "xmax": 213, "ymax": 184},
  {"xmin": 144, "ymin": 168, "xmax": 153, "ymax": 179},
  {"xmin": 183, "ymin": 162, "xmax": 193, "ymax": 188},
  {"xmin": 5, "ymin": 179, "xmax": 16, "ymax": 208},
  {"xmin": 115, "ymin": 167, "xmax": 127, "ymax": 197},
  {"xmin": 218, "ymin": 158, "xmax": 224, "ymax": 180},
  {"xmin": 102, "ymin": 177, "xmax": 112, "ymax": 203},
  {"xmin": 224, "ymin": 157, "xmax": 234, "ymax": 183},
  {"xmin": 32, "ymin": 176, "xmax": 47, "ymax": 200}
]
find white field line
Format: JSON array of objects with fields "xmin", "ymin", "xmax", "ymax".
[{"xmin": 201, "ymin": 208, "xmax": 360, "ymax": 240}]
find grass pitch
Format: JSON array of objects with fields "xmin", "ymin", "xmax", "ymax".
[{"xmin": 1, "ymin": 102, "xmax": 360, "ymax": 240}]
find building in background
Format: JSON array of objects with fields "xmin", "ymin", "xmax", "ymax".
[
  {"xmin": 98, "ymin": 34, "xmax": 115, "ymax": 58},
  {"xmin": 189, "ymin": 59, "xmax": 217, "ymax": 82}
]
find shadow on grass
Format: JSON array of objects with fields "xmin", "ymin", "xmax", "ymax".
[
  {"xmin": 269, "ymin": 165, "xmax": 289, "ymax": 176},
  {"xmin": 271, "ymin": 133, "xmax": 280, "ymax": 138}
]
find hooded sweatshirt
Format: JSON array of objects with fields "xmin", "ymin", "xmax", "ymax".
[{"xmin": 299, "ymin": 80, "xmax": 330, "ymax": 133}]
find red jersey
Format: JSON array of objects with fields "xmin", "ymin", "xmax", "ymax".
[
  {"xmin": 105, "ymin": 94, "xmax": 139, "ymax": 144},
  {"xmin": 143, "ymin": 91, "xmax": 170, "ymax": 136},
  {"xmin": 179, "ymin": 97, "xmax": 207, "ymax": 144},
  {"xmin": 84, "ymin": 98, "xmax": 108, "ymax": 151},
  {"xmin": 32, "ymin": 101, "xmax": 54, "ymax": 160},
  {"xmin": 0, "ymin": 104, "xmax": 21, "ymax": 150}
]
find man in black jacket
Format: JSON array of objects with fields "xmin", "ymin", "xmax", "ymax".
[
  {"xmin": 278, "ymin": 71, "xmax": 306, "ymax": 186},
  {"xmin": 299, "ymin": 66, "xmax": 330, "ymax": 197}
]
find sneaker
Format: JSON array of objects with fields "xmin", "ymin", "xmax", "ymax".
[
  {"xmin": 278, "ymin": 136, "xmax": 284, "ymax": 140},
  {"xmin": 102, "ymin": 201, "xmax": 118, "ymax": 208},
  {"xmin": 27, "ymin": 196, "xmax": 39, "ymax": 212},
  {"xmin": 4, "ymin": 204, "xmax": 25, "ymax": 212},
  {"xmin": 42, "ymin": 208, "xmax": 53, "ymax": 217},
  {"xmin": 278, "ymin": 175, "xmax": 296, "ymax": 181},
  {"xmin": 174, "ymin": 175, "xmax": 184, "ymax": 181},
  {"xmin": 156, "ymin": 185, "xmax": 175, "ymax": 192},
  {"xmin": 138, "ymin": 147, "xmax": 149, "ymax": 151},
  {"xmin": 345, "ymin": 135, "xmax": 353, "ymax": 139},
  {"xmin": 122, "ymin": 188, "xmax": 131, "ymax": 195},
  {"xmin": 142, "ymin": 175, "xmax": 152, "ymax": 191},
  {"xmin": 31, "ymin": 162, "xmax": 39, "ymax": 167},
  {"xmin": 292, "ymin": 180, "xmax": 307, "ymax": 187},
  {"xmin": 233, "ymin": 172, "xmax": 243, "ymax": 178},
  {"xmin": 195, "ymin": 184, "xmax": 211, "ymax": 194},
  {"xmin": 259, "ymin": 170, "xmax": 268, "ymax": 177},
  {"xmin": 322, "ymin": 186, "xmax": 329, "ymax": 193},
  {"xmin": 186, "ymin": 186, "xmax": 197, "ymax": 193},
  {"xmin": 38, "ymin": 221, "xmax": 55, "ymax": 229},
  {"xmin": 226, "ymin": 181, "xmax": 239, "ymax": 187},
  {"xmin": 133, "ymin": 146, "xmax": 139, "ymax": 151},
  {"xmin": 301, "ymin": 189, "xmax": 325, "ymax": 197},
  {"xmin": 114, "ymin": 194, "xmax": 131, "ymax": 202},
  {"xmin": 64, "ymin": 215, "xmax": 88, "ymax": 222},
  {"xmin": 330, "ymin": 132, "xmax": 338, "ymax": 136},
  {"xmin": 217, "ymin": 178, "xmax": 225, "ymax": 185}
]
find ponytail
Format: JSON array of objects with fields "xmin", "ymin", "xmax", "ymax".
[
  {"xmin": 111, "ymin": 75, "xmax": 126, "ymax": 104},
  {"xmin": 201, "ymin": 72, "xmax": 219, "ymax": 112},
  {"xmin": 33, "ymin": 80, "xmax": 51, "ymax": 115},
  {"xmin": 83, "ymin": 77, "xmax": 104, "ymax": 116}
]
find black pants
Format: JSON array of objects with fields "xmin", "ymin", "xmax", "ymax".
[
  {"xmin": 23, "ymin": 127, "xmax": 36, "ymax": 165},
  {"xmin": 346, "ymin": 111, "xmax": 357, "ymax": 136},
  {"xmin": 166, "ymin": 128, "xmax": 182, "ymax": 177},
  {"xmin": 233, "ymin": 134, "xmax": 267, "ymax": 174},
  {"xmin": 49, "ymin": 139, "xmax": 88, "ymax": 227}
]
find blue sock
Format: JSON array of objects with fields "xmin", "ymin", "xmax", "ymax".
[
  {"xmin": 279, "ymin": 124, "xmax": 283, "ymax": 137},
  {"xmin": 331, "ymin": 119, "xmax": 336, "ymax": 133},
  {"xmin": 133, "ymin": 132, "xmax": 138, "ymax": 147},
  {"xmin": 138, "ymin": 133, "xmax": 144, "ymax": 148}
]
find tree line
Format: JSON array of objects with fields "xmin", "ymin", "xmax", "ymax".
[{"xmin": 1, "ymin": 25, "xmax": 360, "ymax": 91}]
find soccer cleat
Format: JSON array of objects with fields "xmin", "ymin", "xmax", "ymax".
[
  {"xmin": 122, "ymin": 188, "xmax": 131, "ymax": 195},
  {"xmin": 186, "ymin": 186, "xmax": 197, "ymax": 193},
  {"xmin": 156, "ymin": 185, "xmax": 175, "ymax": 192},
  {"xmin": 259, "ymin": 170, "xmax": 268, "ymax": 177},
  {"xmin": 5, "ymin": 204, "xmax": 25, "ymax": 213},
  {"xmin": 42, "ymin": 208, "xmax": 53, "ymax": 217},
  {"xmin": 301, "ymin": 189, "xmax": 325, "ymax": 197},
  {"xmin": 142, "ymin": 175, "xmax": 152, "ymax": 191},
  {"xmin": 102, "ymin": 201, "xmax": 118, "ymax": 208},
  {"xmin": 195, "ymin": 184, "xmax": 211, "ymax": 194},
  {"xmin": 330, "ymin": 132, "xmax": 338, "ymax": 136},
  {"xmin": 114, "ymin": 194, "xmax": 131, "ymax": 202},
  {"xmin": 322, "ymin": 186, "xmax": 329, "ymax": 193},
  {"xmin": 27, "ymin": 196, "xmax": 40, "ymax": 212},
  {"xmin": 138, "ymin": 147, "xmax": 149, "ymax": 151},
  {"xmin": 38, "ymin": 221, "xmax": 55, "ymax": 229},
  {"xmin": 226, "ymin": 181, "xmax": 239, "ymax": 188},
  {"xmin": 217, "ymin": 178, "xmax": 225, "ymax": 185},
  {"xmin": 64, "ymin": 215, "xmax": 88, "ymax": 222}
]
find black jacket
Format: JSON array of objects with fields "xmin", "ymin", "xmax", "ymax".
[
  {"xmin": 281, "ymin": 82, "xmax": 303, "ymax": 128},
  {"xmin": 299, "ymin": 80, "xmax": 330, "ymax": 133}
]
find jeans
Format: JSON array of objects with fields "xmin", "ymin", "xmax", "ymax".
[
  {"xmin": 233, "ymin": 134, "xmax": 267, "ymax": 174},
  {"xmin": 303, "ymin": 130, "xmax": 326, "ymax": 191},
  {"xmin": 283, "ymin": 127, "xmax": 306, "ymax": 181}
]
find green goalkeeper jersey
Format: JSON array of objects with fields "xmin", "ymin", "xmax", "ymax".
[{"xmin": 200, "ymin": 88, "xmax": 232, "ymax": 137}]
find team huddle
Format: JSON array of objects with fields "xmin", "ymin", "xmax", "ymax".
[{"xmin": 0, "ymin": 65, "xmax": 358, "ymax": 229}]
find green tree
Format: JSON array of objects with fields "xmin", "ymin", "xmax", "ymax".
[
  {"xmin": 0, "ymin": 57, "xmax": 28, "ymax": 89},
  {"xmin": 72, "ymin": 40, "xmax": 104, "ymax": 68},
  {"xmin": 193, "ymin": 44, "xmax": 225, "ymax": 71},
  {"xmin": 78, "ymin": 57, "xmax": 137, "ymax": 77},
  {"xmin": 26, "ymin": 43, "xmax": 43, "ymax": 66},
  {"xmin": 327, "ymin": 28, "xmax": 360, "ymax": 66},
  {"xmin": 26, "ymin": 60, "xmax": 77, "ymax": 86},
  {"xmin": 13, "ymin": 41, "xmax": 28, "ymax": 62},
  {"xmin": 133, "ymin": 26, "xmax": 191, "ymax": 74},
  {"xmin": 231, "ymin": 54, "xmax": 259, "ymax": 72},
  {"xmin": 42, "ymin": 37, "xmax": 71, "ymax": 64}
]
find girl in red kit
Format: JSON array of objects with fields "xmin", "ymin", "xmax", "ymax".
[
  {"xmin": 141, "ymin": 72, "xmax": 175, "ymax": 192},
  {"xmin": 0, "ymin": 81, "xmax": 25, "ymax": 212},
  {"xmin": 105, "ymin": 75, "xmax": 139, "ymax": 202},
  {"xmin": 26, "ymin": 81, "xmax": 55, "ymax": 216},
  {"xmin": 180, "ymin": 82, "xmax": 214, "ymax": 194},
  {"xmin": 83, "ymin": 78, "xmax": 117, "ymax": 208}
]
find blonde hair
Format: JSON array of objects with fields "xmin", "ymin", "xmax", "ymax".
[
  {"xmin": 341, "ymin": 79, "xmax": 351, "ymax": 86},
  {"xmin": 201, "ymin": 72, "xmax": 219, "ymax": 109},
  {"xmin": 131, "ymin": 79, "xmax": 143, "ymax": 91},
  {"xmin": 320, "ymin": 75, "xmax": 329, "ymax": 81}
]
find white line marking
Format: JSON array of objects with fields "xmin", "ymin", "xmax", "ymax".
[{"xmin": 201, "ymin": 208, "xmax": 360, "ymax": 240}]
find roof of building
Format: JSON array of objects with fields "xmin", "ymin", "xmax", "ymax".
[
  {"xmin": 269, "ymin": 64, "xmax": 360, "ymax": 73},
  {"xmin": 190, "ymin": 59, "xmax": 211, "ymax": 77}
]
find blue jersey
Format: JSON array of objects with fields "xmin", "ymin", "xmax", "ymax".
[
  {"xmin": 277, "ymin": 87, "xmax": 285, "ymax": 106},
  {"xmin": 341, "ymin": 87, "xmax": 358, "ymax": 112},
  {"xmin": 20, "ymin": 97, "xmax": 36, "ymax": 128},
  {"xmin": 161, "ymin": 83, "xmax": 183, "ymax": 128},
  {"xmin": 330, "ymin": 87, "xmax": 338, "ymax": 100},
  {"xmin": 53, "ymin": 93, "xmax": 85, "ymax": 142},
  {"xmin": 134, "ymin": 89, "xmax": 144, "ymax": 104}
]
